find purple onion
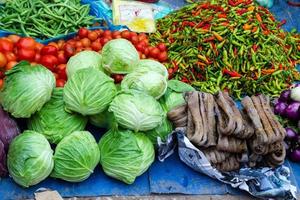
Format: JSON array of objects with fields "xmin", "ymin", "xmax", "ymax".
[
  {"xmin": 274, "ymin": 102, "xmax": 288, "ymax": 116},
  {"xmin": 279, "ymin": 90, "xmax": 291, "ymax": 102},
  {"xmin": 290, "ymin": 83, "xmax": 300, "ymax": 89},
  {"xmin": 285, "ymin": 102, "xmax": 300, "ymax": 121},
  {"xmin": 289, "ymin": 148, "xmax": 300, "ymax": 162},
  {"xmin": 285, "ymin": 128, "xmax": 298, "ymax": 141}
]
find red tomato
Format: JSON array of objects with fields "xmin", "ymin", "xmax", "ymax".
[
  {"xmin": 41, "ymin": 45, "xmax": 58, "ymax": 56},
  {"xmin": 121, "ymin": 30, "xmax": 131, "ymax": 40},
  {"xmin": 57, "ymin": 51, "xmax": 67, "ymax": 64},
  {"xmin": 16, "ymin": 37, "xmax": 36, "ymax": 50},
  {"xmin": 35, "ymin": 43, "xmax": 44, "ymax": 52},
  {"xmin": 75, "ymin": 41, "xmax": 83, "ymax": 48},
  {"xmin": 48, "ymin": 42, "xmax": 59, "ymax": 50},
  {"xmin": 4, "ymin": 52, "xmax": 16, "ymax": 62},
  {"xmin": 78, "ymin": 27, "xmax": 89, "ymax": 38},
  {"xmin": 0, "ymin": 39, "xmax": 14, "ymax": 52},
  {"xmin": 91, "ymin": 41, "xmax": 102, "ymax": 51},
  {"xmin": 56, "ymin": 79, "xmax": 66, "ymax": 87},
  {"xmin": 103, "ymin": 30, "xmax": 112, "ymax": 38},
  {"xmin": 129, "ymin": 32, "xmax": 138, "ymax": 39},
  {"xmin": 0, "ymin": 52, "xmax": 7, "ymax": 68},
  {"xmin": 5, "ymin": 61, "xmax": 18, "ymax": 71},
  {"xmin": 112, "ymin": 31, "xmax": 121, "ymax": 39},
  {"xmin": 157, "ymin": 43, "xmax": 167, "ymax": 52},
  {"xmin": 95, "ymin": 29, "xmax": 104, "ymax": 37},
  {"xmin": 131, "ymin": 36, "xmax": 139, "ymax": 45},
  {"xmin": 138, "ymin": 33, "xmax": 148, "ymax": 41},
  {"xmin": 112, "ymin": 74, "xmax": 124, "ymax": 84},
  {"xmin": 0, "ymin": 79, "xmax": 3, "ymax": 88},
  {"xmin": 143, "ymin": 48, "xmax": 149, "ymax": 56},
  {"xmin": 100, "ymin": 37, "xmax": 110, "ymax": 46},
  {"xmin": 138, "ymin": 40, "xmax": 148, "ymax": 48},
  {"xmin": 149, "ymin": 47, "xmax": 160, "ymax": 58},
  {"xmin": 76, "ymin": 47, "xmax": 84, "ymax": 53},
  {"xmin": 57, "ymin": 40, "xmax": 65, "ymax": 50},
  {"xmin": 0, "ymin": 71, "xmax": 4, "ymax": 78},
  {"xmin": 63, "ymin": 43, "xmax": 75, "ymax": 58},
  {"xmin": 30, "ymin": 62, "xmax": 37, "ymax": 66},
  {"xmin": 40, "ymin": 55, "xmax": 58, "ymax": 71},
  {"xmin": 67, "ymin": 39, "xmax": 76, "ymax": 46},
  {"xmin": 135, "ymin": 43, "xmax": 144, "ymax": 52},
  {"xmin": 56, "ymin": 64, "xmax": 67, "ymax": 80},
  {"xmin": 88, "ymin": 32, "xmax": 98, "ymax": 41},
  {"xmin": 34, "ymin": 53, "xmax": 41, "ymax": 63},
  {"xmin": 17, "ymin": 49, "xmax": 36, "ymax": 61},
  {"xmin": 157, "ymin": 51, "xmax": 168, "ymax": 62},
  {"xmin": 52, "ymin": 72, "xmax": 59, "ymax": 80},
  {"xmin": 7, "ymin": 35, "xmax": 20, "ymax": 44},
  {"xmin": 81, "ymin": 38, "xmax": 91, "ymax": 48}
]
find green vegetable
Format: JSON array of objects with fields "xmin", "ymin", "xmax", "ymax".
[
  {"xmin": 109, "ymin": 90, "xmax": 165, "ymax": 132},
  {"xmin": 63, "ymin": 68, "xmax": 117, "ymax": 116},
  {"xmin": 133, "ymin": 59, "xmax": 168, "ymax": 80},
  {"xmin": 51, "ymin": 131, "xmax": 100, "ymax": 182},
  {"xmin": 7, "ymin": 130, "xmax": 54, "ymax": 187},
  {"xmin": 102, "ymin": 39, "xmax": 140, "ymax": 74},
  {"xmin": 66, "ymin": 51, "xmax": 103, "ymax": 78},
  {"xmin": 27, "ymin": 88, "xmax": 87, "ymax": 144},
  {"xmin": 161, "ymin": 80, "xmax": 195, "ymax": 112},
  {"xmin": 89, "ymin": 110, "xmax": 115, "ymax": 129},
  {"xmin": 0, "ymin": 61, "xmax": 55, "ymax": 118},
  {"xmin": 99, "ymin": 129, "xmax": 154, "ymax": 184},
  {"xmin": 121, "ymin": 70, "xmax": 167, "ymax": 99},
  {"xmin": 145, "ymin": 117, "xmax": 173, "ymax": 145}
]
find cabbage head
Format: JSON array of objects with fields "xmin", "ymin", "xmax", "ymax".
[
  {"xmin": 99, "ymin": 129, "xmax": 154, "ymax": 184},
  {"xmin": 134, "ymin": 59, "xmax": 168, "ymax": 80},
  {"xmin": 89, "ymin": 110, "xmax": 115, "ymax": 129},
  {"xmin": 66, "ymin": 51, "xmax": 103, "ymax": 78},
  {"xmin": 28, "ymin": 88, "xmax": 88, "ymax": 144},
  {"xmin": 121, "ymin": 70, "xmax": 167, "ymax": 99},
  {"xmin": 101, "ymin": 39, "xmax": 139, "ymax": 74},
  {"xmin": 109, "ymin": 90, "xmax": 165, "ymax": 132},
  {"xmin": 145, "ymin": 117, "xmax": 173, "ymax": 145},
  {"xmin": 7, "ymin": 130, "xmax": 54, "ymax": 187},
  {"xmin": 63, "ymin": 68, "xmax": 117, "ymax": 115},
  {"xmin": 0, "ymin": 61, "xmax": 55, "ymax": 118},
  {"xmin": 161, "ymin": 80, "xmax": 195, "ymax": 112},
  {"xmin": 51, "ymin": 131, "xmax": 100, "ymax": 182}
]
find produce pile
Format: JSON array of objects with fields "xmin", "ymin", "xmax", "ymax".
[
  {"xmin": 149, "ymin": 0, "xmax": 300, "ymax": 99},
  {"xmin": 0, "ymin": 28, "xmax": 168, "ymax": 88},
  {"xmin": 0, "ymin": 0, "xmax": 103, "ymax": 39},
  {"xmin": 0, "ymin": 37, "xmax": 196, "ymax": 187},
  {"xmin": 168, "ymin": 91, "xmax": 286, "ymax": 171}
]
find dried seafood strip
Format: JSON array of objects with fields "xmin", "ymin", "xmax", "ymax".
[{"xmin": 217, "ymin": 135, "xmax": 247, "ymax": 153}]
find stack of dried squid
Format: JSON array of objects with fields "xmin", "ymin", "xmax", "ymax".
[{"xmin": 167, "ymin": 91, "xmax": 286, "ymax": 172}]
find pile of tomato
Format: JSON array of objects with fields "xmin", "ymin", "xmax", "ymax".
[{"xmin": 0, "ymin": 28, "xmax": 168, "ymax": 88}]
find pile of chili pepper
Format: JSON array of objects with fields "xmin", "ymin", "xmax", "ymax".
[{"xmin": 149, "ymin": 0, "xmax": 300, "ymax": 99}]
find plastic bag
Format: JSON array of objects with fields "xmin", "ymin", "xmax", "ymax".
[{"xmin": 256, "ymin": 0, "xmax": 274, "ymax": 8}]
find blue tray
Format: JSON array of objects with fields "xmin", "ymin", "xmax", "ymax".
[{"xmin": 0, "ymin": 0, "xmax": 300, "ymax": 199}]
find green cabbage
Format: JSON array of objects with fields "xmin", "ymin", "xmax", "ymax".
[
  {"xmin": 7, "ymin": 130, "xmax": 54, "ymax": 187},
  {"xmin": 109, "ymin": 90, "xmax": 165, "ymax": 132},
  {"xmin": 66, "ymin": 51, "xmax": 103, "ymax": 78},
  {"xmin": 63, "ymin": 68, "xmax": 117, "ymax": 115},
  {"xmin": 51, "ymin": 131, "xmax": 100, "ymax": 182},
  {"xmin": 99, "ymin": 129, "xmax": 154, "ymax": 184},
  {"xmin": 101, "ymin": 39, "xmax": 139, "ymax": 74},
  {"xmin": 121, "ymin": 70, "xmax": 167, "ymax": 99},
  {"xmin": 133, "ymin": 59, "xmax": 168, "ymax": 80},
  {"xmin": 28, "ymin": 88, "xmax": 88, "ymax": 144},
  {"xmin": 0, "ymin": 61, "xmax": 55, "ymax": 118},
  {"xmin": 145, "ymin": 117, "xmax": 173, "ymax": 145},
  {"xmin": 89, "ymin": 110, "xmax": 115, "ymax": 129},
  {"xmin": 161, "ymin": 80, "xmax": 195, "ymax": 112}
]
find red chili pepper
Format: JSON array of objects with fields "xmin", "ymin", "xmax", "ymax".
[
  {"xmin": 189, "ymin": 22, "xmax": 196, "ymax": 27},
  {"xmin": 172, "ymin": 61, "xmax": 179, "ymax": 72},
  {"xmin": 244, "ymin": 0, "xmax": 253, "ymax": 5},
  {"xmin": 234, "ymin": 47, "xmax": 238, "ymax": 56},
  {"xmin": 202, "ymin": 23, "xmax": 211, "ymax": 30},
  {"xmin": 196, "ymin": 21, "xmax": 205, "ymax": 28},
  {"xmin": 222, "ymin": 69, "xmax": 242, "ymax": 77},
  {"xmin": 279, "ymin": 64, "xmax": 283, "ymax": 70},
  {"xmin": 252, "ymin": 44, "xmax": 259, "ymax": 52},
  {"xmin": 218, "ymin": 13, "xmax": 227, "ymax": 18},
  {"xmin": 182, "ymin": 21, "xmax": 189, "ymax": 27},
  {"xmin": 181, "ymin": 77, "xmax": 189, "ymax": 83},
  {"xmin": 278, "ymin": 19, "xmax": 287, "ymax": 27},
  {"xmin": 260, "ymin": 23, "xmax": 267, "ymax": 31},
  {"xmin": 236, "ymin": 8, "xmax": 247, "ymax": 15},
  {"xmin": 203, "ymin": 36, "xmax": 215, "ymax": 42},
  {"xmin": 199, "ymin": 3, "xmax": 210, "ymax": 9}
]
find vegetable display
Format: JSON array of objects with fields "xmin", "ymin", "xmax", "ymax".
[
  {"xmin": 133, "ymin": 59, "xmax": 169, "ymax": 80},
  {"xmin": 63, "ymin": 68, "xmax": 117, "ymax": 115},
  {"xmin": 101, "ymin": 39, "xmax": 140, "ymax": 74},
  {"xmin": 99, "ymin": 129, "xmax": 154, "ymax": 184},
  {"xmin": 89, "ymin": 110, "xmax": 115, "ymax": 129},
  {"xmin": 109, "ymin": 90, "xmax": 165, "ymax": 132},
  {"xmin": 28, "ymin": 88, "xmax": 87, "ymax": 144},
  {"xmin": 0, "ymin": 0, "xmax": 101, "ymax": 39},
  {"xmin": 7, "ymin": 130, "xmax": 54, "ymax": 187},
  {"xmin": 0, "ymin": 61, "xmax": 55, "ymax": 118},
  {"xmin": 145, "ymin": 117, "xmax": 173, "ymax": 145},
  {"xmin": 149, "ymin": 1, "xmax": 300, "ymax": 99},
  {"xmin": 66, "ymin": 50, "xmax": 103, "ymax": 78},
  {"xmin": 51, "ymin": 131, "xmax": 100, "ymax": 182}
]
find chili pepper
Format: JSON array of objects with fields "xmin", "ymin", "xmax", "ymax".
[
  {"xmin": 218, "ymin": 13, "xmax": 227, "ymax": 18},
  {"xmin": 278, "ymin": 19, "xmax": 287, "ymax": 27},
  {"xmin": 256, "ymin": 13, "xmax": 263, "ymax": 23},
  {"xmin": 244, "ymin": 0, "xmax": 253, "ymax": 6},
  {"xmin": 252, "ymin": 44, "xmax": 259, "ymax": 52},
  {"xmin": 243, "ymin": 24, "xmax": 252, "ymax": 30},
  {"xmin": 203, "ymin": 36, "xmax": 215, "ymax": 42},
  {"xmin": 212, "ymin": 31, "xmax": 223, "ymax": 41},
  {"xmin": 251, "ymin": 26, "xmax": 258, "ymax": 33},
  {"xmin": 222, "ymin": 69, "xmax": 242, "ymax": 77},
  {"xmin": 260, "ymin": 23, "xmax": 267, "ymax": 31},
  {"xmin": 236, "ymin": 8, "xmax": 248, "ymax": 15}
]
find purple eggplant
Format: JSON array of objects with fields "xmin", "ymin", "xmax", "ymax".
[
  {"xmin": 0, "ymin": 141, "xmax": 7, "ymax": 177},
  {"xmin": 274, "ymin": 102, "xmax": 288, "ymax": 116},
  {"xmin": 289, "ymin": 148, "xmax": 300, "ymax": 162},
  {"xmin": 279, "ymin": 90, "xmax": 291, "ymax": 103},
  {"xmin": 285, "ymin": 102, "xmax": 300, "ymax": 121},
  {"xmin": 285, "ymin": 128, "xmax": 298, "ymax": 141}
]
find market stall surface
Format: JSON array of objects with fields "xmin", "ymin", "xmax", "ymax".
[{"xmin": 0, "ymin": 0, "xmax": 300, "ymax": 199}]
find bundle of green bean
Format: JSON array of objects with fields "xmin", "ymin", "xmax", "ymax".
[
  {"xmin": 0, "ymin": 0, "xmax": 102, "ymax": 39},
  {"xmin": 149, "ymin": 0, "xmax": 300, "ymax": 99}
]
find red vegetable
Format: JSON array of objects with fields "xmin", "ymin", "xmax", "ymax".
[
  {"xmin": 41, "ymin": 45, "xmax": 58, "ymax": 56},
  {"xmin": 63, "ymin": 43, "xmax": 75, "ymax": 58},
  {"xmin": 0, "ymin": 53, "xmax": 7, "ymax": 68},
  {"xmin": 16, "ymin": 37, "xmax": 36, "ymax": 50},
  {"xmin": 78, "ymin": 27, "xmax": 89, "ymax": 38},
  {"xmin": 57, "ymin": 51, "xmax": 67, "ymax": 64},
  {"xmin": 40, "ymin": 55, "xmax": 58, "ymax": 71},
  {"xmin": 0, "ymin": 39, "xmax": 14, "ymax": 52},
  {"xmin": 222, "ymin": 69, "xmax": 242, "ymax": 77},
  {"xmin": 17, "ymin": 49, "xmax": 36, "ymax": 62},
  {"xmin": 56, "ymin": 64, "xmax": 67, "ymax": 80},
  {"xmin": 56, "ymin": 79, "xmax": 66, "ymax": 87}
]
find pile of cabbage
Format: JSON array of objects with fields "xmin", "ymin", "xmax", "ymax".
[{"xmin": 0, "ymin": 38, "xmax": 195, "ymax": 187}]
